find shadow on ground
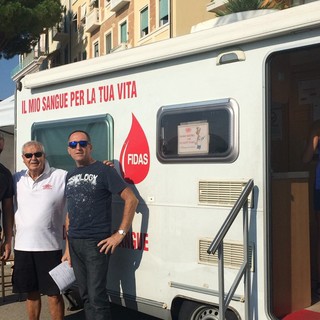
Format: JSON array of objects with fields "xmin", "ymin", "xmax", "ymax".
[{"xmin": 0, "ymin": 293, "xmax": 160, "ymax": 320}]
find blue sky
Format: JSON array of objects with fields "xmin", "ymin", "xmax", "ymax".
[{"xmin": 0, "ymin": 56, "xmax": 19, "ymax": 100}]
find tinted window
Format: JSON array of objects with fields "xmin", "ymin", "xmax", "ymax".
[
  {"xmin": 31, "ymin": 114, "xmax": 114, "ymax": 171},
  {"xmin": 157, "ymin": 99, "xmax": 239, "ymax": 163}
]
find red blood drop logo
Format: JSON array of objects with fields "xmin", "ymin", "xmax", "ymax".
[{"xmin": 120, "ymin": 114, "xmax": 150, "ymax": 184}]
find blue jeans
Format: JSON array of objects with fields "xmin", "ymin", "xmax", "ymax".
[{"xmin": 69, "ymin": 238, "xmax": 111, "ymax": 320}]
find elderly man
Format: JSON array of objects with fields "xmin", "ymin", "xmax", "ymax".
[
  {"xmin": 13, "ymin": 140, "xmax": 66, "ymax": 320},
  {"xmin": 0, "ymin": 133, "xmax": 14, "ymax": 261}
]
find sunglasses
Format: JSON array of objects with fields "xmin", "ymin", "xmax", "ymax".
[
  {"xmin": 24, "ymin": 152, "xmax": 44, "ymax": 159},
  {"xmin": 68, "ymin": 140, "xmax": 89, "ymax": 149}
]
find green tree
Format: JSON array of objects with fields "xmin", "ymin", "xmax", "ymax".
[
  {"xmin": 214, "ymin": 0, "xmax": 286, "ymax": 16},
  {"xmin": 0, "ymin": 0, "xmax": 63, "ymax": 59}
]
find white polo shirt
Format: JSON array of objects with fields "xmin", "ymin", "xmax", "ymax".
[{"xmin": 13, "ymin": 161, "xmax": 67, "ymax": 251}]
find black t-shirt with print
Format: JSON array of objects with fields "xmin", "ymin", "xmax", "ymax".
[{"xmin": 66, "ymin": 161, "xmax": 127, "ymax": 240}]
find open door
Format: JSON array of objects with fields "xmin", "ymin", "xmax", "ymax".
[{"xmin": 269, "ymin": 45, "xmax": 320, "ymax": 318}]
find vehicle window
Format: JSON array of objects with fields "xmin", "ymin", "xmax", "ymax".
[
  {"xmin": 31, "ymin": 114, "xmax": 114, "ymax": 171},
  {"xmin": 157, "ymin": 99, "xmax": 239, "ymax": 163}
]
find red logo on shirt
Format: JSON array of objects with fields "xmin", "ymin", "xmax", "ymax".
[
  {"xmin": 120, "ymin": 114, "xmax": 150, "ymax": 184},
  {"xmin": 42, "ymin": 184, "xmax": 53, "ymax": 190}
]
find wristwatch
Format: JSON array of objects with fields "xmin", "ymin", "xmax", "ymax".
[{"xmin": 118, "ymin": 229, "xmax": 126, "ymax": 236}]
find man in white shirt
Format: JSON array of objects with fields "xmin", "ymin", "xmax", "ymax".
[{"xmin": 13, "ymin": 140, "xmax": 66, "ymax": 320}]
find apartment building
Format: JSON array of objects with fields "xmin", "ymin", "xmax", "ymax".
[
  {"xmin": 11, "ymin": 0, "xmax": 316, "ymax": 82},
  {"xmin": 71, "ymin": 0, "xmax": 214, "ymax": 61},
  {"xmin": 12, "ymin": 0, "xmax": 214, "ymax": 82}
]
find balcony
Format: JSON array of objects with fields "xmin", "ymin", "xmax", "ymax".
[
  {"xmin": 206, "ymin": 0, "xmax": 224, "ymax": 12},
  {"xmin": 110, "ymin": 43, "xmax": 127, "ymax": 53},
  {"xmin": 110, "ymin": 0, "xmax": 130, "ymax": 12},
  {"xmin": 52, "ymin": 23, "xmax": 68, "ymax": 42},
  {"xmin": 86, "ymin": 8, "xmax": 100, "ymax": 33},
  {"xmin": 11, "ymin": 45, "xmax": 47, "ymax": 81}
]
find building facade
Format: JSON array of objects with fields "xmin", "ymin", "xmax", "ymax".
[{"xmin": 11, "ymin": 0, "xmax": 316, "ymax": 82}]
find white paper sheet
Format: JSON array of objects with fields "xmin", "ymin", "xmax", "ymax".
[{"xmin": 49, "ymin": 261, "xmax": 76, "ymax": 292}]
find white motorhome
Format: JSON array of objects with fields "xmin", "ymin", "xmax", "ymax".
[{"xmin": 15, "ymin": 2, "xmax": 320, "ymax": 319}]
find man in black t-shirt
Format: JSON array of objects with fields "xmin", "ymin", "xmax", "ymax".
[
  {"xmin": 63, "ymin": 130, "xmax": 138, "ymax": 320},
  {"xmin": 0, "ymin": 133, "xmax": 14, "ymax": 261}
]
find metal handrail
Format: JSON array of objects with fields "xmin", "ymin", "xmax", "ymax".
[{"xmin": 207, "ymin": 179, "xmax": 254, "ymax": 320}]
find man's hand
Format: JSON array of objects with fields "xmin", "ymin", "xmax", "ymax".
[
  {"xmin": 62, "ymin": 216, "xmax": 72, "ymax": 266},
  {"xmin": 1, "ymin": 240, "xmax": 11, "ymax": 261},
  {"xmin": 98, "ymin": 232, "xmax": 125, "ymax": 254},
  {"xmin": 103, "ymin": 160, "xmax": 114, "ymax": 167},
  {"xmin": 1, "ymin": 197, "xmax": 14, "ymax": 261},
  {"xmin": 62, "ymin": 250, "xmax": 72, "ymax": 267}
]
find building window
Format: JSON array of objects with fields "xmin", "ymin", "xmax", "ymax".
[
  {"xmin": 81, "ymin": 3, "xmax": 87, "ymax": 23},
  {"xmin": 72, "ymin": 13, "xmax": 78, "ymax": 33},
  {"xmin": 140, "ymin": 7, "xmax": 149, "ymax": 38},
  {"xmin": 93, "ymin": 41, "xmax": 99, "ymax": 57},
  {"xmin": 120, "ymin": 21, "xmax": 127, "ymax": 43},
  {"xmin": 105, "ymin": 0, "xmax": 110, "ymax": 6},
  {"xmin": 64, "ymin": 47, "xmax": 68, "ymax": 64},
  {"xmin": 52, "ymin": 51, "xmax": 61, "ymax": 67},
  {"xmin": 82, "ymin": 50, "xmax": 87, "ymax": 60},
  {"xmin": 159, "ymin": 0, "xmax": 168, "ymax": 26},
  {"xmin": 292, "ymin": 0, "xmax": 316, "ymax": 5},
  {"xmin": 105, "ymin": 33, "xmax": 112, "ymax": 54},
  {"xmin": 157, "ymin": 99, "xmax": 239, "ymax": 163},
  {"xmin": 90, "ymin": 0, "xmax": 99, "ymax": 8}
]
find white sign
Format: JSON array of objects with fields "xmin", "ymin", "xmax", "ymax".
[
  {"xmin": 178, "ymin": 121, "xmax": 209, "ymax": 155},
  {"xmin": 49, "ymin": 261, "xmax": 76, "ymax": 293}
]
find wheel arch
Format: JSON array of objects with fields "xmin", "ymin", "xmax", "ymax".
[{"xmin": 170, "ymin": 296, "xmax": 241, "ymax": 320}]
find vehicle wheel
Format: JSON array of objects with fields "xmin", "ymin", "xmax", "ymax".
[{"xmin": 178, "ymin": 301, "xmax": 220, "ymax": 320}]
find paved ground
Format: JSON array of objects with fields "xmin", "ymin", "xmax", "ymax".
[
  {"xmin": 0, "ymin": 259, "xmax": 85, "ymax": 320},
  {"xmin": 0, "ymin": 290, "xmax": 160, "ymax": 320},
  {"xmin": 0, "ymin": 260, "xmax": 160, "ymax": 319},
  {"xmin": 0, "ymin": 289, "xmax": 85, "ymax": 320}
]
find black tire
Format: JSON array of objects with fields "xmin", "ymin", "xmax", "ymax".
[{"xmin": 178, "ymin": 301, "xmax": 220, "ymax": 320}]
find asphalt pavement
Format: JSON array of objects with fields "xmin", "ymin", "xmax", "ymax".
[
  {"xmin": 0, "ymin": 261, "xmax": 160, "ymax": 320},
  {"xmin": 0, "ymin": 290, "xmax": 85, "ymax": 320},
  {"xmin": 0, "ymin": 292, "xmax": 160, "ymax": 319}
]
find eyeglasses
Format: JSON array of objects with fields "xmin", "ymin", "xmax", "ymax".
[
  {"xmin": 24, "ymin": 152, "xmax": 44, "ymax": 159},
  {"xmin": 68, "ymin": 140, "xmax": 89, "ymax": 149}
]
